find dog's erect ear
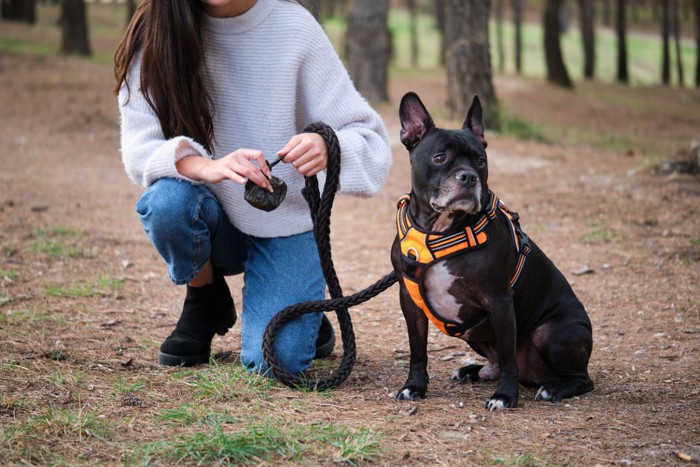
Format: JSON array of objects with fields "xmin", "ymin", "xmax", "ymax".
[
  {"xmin": 463, "ymin": 95, "xmax": 488, "ymax": 149},
  {"xmin": 399, "ymin": 92, "xmax": 435, "ymax": 150}
]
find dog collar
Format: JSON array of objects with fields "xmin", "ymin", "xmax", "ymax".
[{"xmin": 396, "ymin": 191, "xmax": 531, "ymax": 337}]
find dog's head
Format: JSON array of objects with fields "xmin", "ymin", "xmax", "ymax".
[{"xmin": 399, "ymin": 92, "xmax": 489, "ymax": 232}]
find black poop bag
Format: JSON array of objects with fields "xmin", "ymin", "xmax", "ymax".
[{"xmin": 244, "ymin": 160, "xmax": 287, "ymax": 212}]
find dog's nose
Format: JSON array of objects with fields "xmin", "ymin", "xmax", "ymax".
[{"xmin": 456, "ymin": 170, "xmax": 478, "ymax": 186}]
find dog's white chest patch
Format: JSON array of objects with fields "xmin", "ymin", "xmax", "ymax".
[{"xmin": 423, "ymin": 262, "xmax": 461, "ymax": 322}]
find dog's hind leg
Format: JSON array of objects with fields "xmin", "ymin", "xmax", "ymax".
[{"xmin": 533, "ymin": 320, "xmax": 593, "ymax": 402}]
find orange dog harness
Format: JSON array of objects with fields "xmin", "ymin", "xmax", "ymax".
[{"xmin": 396, "ymin": 191, "xmax": 531, "ymax": 337}]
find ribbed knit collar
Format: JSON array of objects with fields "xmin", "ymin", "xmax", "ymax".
[{"xmin": 203, "ymin": 0, "xmax": 276, "ymax": 35}]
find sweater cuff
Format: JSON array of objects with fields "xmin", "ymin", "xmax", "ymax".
[{"xmin": 143, "ymin": 137, "xmax": 210, "ymax": 187}]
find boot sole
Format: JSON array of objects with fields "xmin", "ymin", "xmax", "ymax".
[{"xmin": 158, "ymin": 350, "xmax": 211, "ymax": 367}]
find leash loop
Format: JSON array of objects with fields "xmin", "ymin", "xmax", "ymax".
[{"xmin": 261, "ymin": 122, "xmax": 397, "ymax": 390}]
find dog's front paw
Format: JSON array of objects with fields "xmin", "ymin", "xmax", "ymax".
[
  {"xmin": 394, "ymin": 385, "xmax": 426, "ymax": 401},
  {"xmin": 451, "ymin": 364, "xmax": 483, "ymax": 383},
  {"xmin": 485, "ymin": 392, "xmax": 518, "ymax": 411}
]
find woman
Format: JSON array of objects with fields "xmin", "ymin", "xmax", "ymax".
[{"xmin": 114, "ymin": 0, "xmax": 391, "ymax": 374}]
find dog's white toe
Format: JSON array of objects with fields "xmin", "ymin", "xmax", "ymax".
[
  {"xmin": 535, "ymin": 386, "xmax": 552, "ymax": 401},
  {"xmin": 486, "ymin": 399, "xmax": 506, "ymax": 411}
]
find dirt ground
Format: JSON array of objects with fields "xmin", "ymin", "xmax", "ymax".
[{"xmin": 0, "ymin": 51, "xmax": 699, "ymax": 466}]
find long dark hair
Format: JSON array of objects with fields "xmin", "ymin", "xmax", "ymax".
[
  {"xmin": 114, "ymin": 0, "xmax": 214, "ymax": 152},
  {"xmin": 114, "ymin": 1, "xmax": 313, "ymax": 154}
]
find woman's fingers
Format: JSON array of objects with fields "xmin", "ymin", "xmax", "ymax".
[{"xmin": 277, "ymin": 133, "xmax": 327, "ymax": 177}]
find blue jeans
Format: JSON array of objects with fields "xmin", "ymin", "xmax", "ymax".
[{"xmin": 136, "ymin": 178, "xmax": 325, "ymax": 375}]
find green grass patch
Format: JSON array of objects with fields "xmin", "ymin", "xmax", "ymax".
[
  {"xmin": 0, "ymin": 36, "xmax": 57, "ymax": 56},
  {"xmin": 27, "ymin": 240, "xmax": 86, "ymax": 258},
  {"xmin": 97, "ymin": 274, "xmax": 124, "ymax": 290},
  {"xmin": 581, "ymin": 222, "xmax": 618, "ymax": 243},
  {"xmin": 3, "ymin": 405, "xmax": 110, "ymax": 447},
  {"xmin": 0, "ymin": 291, "xmax": 10, "ymax": 307},
  {"xmin": 43, "ymin": 274, "xmax": 124, "ymax": 299},
  {"xmin": 25, "ymin": 227, "xmax": 89, "ymax": 259},
  {"xmin": 497, "ymin": 112, "xmax": 549, "ymax": 143},
  {"xmin": 171, "ymin": 361, "xmax": 277, "ymax": 402},
  {"xmin": 130, "ymin": 420, "xmax": 385, "ymax": 466},
  {"xmin": 0, "ymin": 268, "xmax": 19, "ymax": 279},
  {"xmin": 0, "ymin": 306, "xmax": 66, "ymax": 325},
  {"xmin": 158, "ymin": 404, "xmax": 246, "ymax": 428},
  {"xmin": 44, "ymin": 282, "xmax": 95, "ymax": 298},
  {"xmin": 1, "ymin": 405, "xmax": 111, "ymax": 464}
]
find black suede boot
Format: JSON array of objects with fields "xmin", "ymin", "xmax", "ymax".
[
  {"xmin": 158, "ymin": 274, "xmax": 236, "ymax": 366},
  {"xmin": 315, "ymin": 314, "xmax": 335, "ymax": 359}
]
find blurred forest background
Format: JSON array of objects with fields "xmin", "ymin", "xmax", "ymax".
[{"xmin": 2, "ymin": 0, "xmax": 698, "ymax": 103}]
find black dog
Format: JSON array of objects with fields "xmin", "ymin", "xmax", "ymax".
[{"xmin": 391, "ymin": 92, "xmax": 593, "ymax": 410}]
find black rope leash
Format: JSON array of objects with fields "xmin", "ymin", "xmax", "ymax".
[{"xmin": 261, "ymin": 122, "xmax": 397, "ymax": 390}]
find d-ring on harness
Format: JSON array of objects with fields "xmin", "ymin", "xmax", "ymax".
[{"xmin": 261, "ymin": 122, "xmax": 397, "ymax": 390}]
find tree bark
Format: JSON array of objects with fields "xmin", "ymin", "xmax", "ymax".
[
  {"xmin": 495, "ymin": 0, "xmax": 505, "ymax": 73},
  {"xmin": 346, "ymin": 0, "xmax": 390, "ymax": 102},
  {"xmin": 1, "ymin": 0, "xmax": 36, "ymax": 24},
  {"xmin": 406, "ymin": 0, "xmax": 419, "ymax": 67},
  {"xmin": 578, "ymin": 0, "xmax": 596, "ymax": 79},
  {"xmin": 126, "ymin": 0, "xmax": 136, "ymax": 22},
  {"xmin": 61, "ymin": 0, "xmax": 91, "ymax": 56},
  {"xmin": 544, "ymin": 0, "xmax": 573, "ymax": 88},
  {"xmin": 695, "ymin": 0, "xmax": 700, "ymax": 87},
  {"xmin": 672, "ymin": 0, "xmax": 684, "ymax": 86},
  {"xmin": 434, "ymin": 0, "xmax": 446, "ymax": 65},
  {"xmin": 443, "ymin": 0, "xmax": 498, "ymax": 124},
  {"xmin": 662, "ymin": 0, "xmax": 671, "ymax": 85},
  {"xmin": 512, "ymin": 0, "xmax": 523, "ymax": 74},
  {"xmin": 616, "ymin": 0, "xmax": 629, "ymax": 83}
]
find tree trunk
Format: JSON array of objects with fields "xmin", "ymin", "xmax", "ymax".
[
  {"xmin": 672, "ymin": 0, "xmax": 684, "ymax": 86},
  {"xmin": 662, "ymin": 0, "xmax": 671, "ymax": 84},
  {"xmin": 346, "ymin": 0, "xmax": 390, "ymax": 102},
  {"xmin": 512, "ymin": 0, "xmax": 523, "ymax": 74},
  {"xmin": 578, "ymin": 0, "xmax": 596, "ymax": 79},
  {"xmin": 495, "ymin": 0, "xmax": 505, "ymax": 73},
  {"xmin": 602, "ymin": 0, "xmax": 612, "ymax": 26},
  {"xmin": 616, "ymin": 0, "xmax": 629, "ymax": 83},
  {"xmin": 544, "ymin": 0, "xmax": 573, "ymax": 88},
  {"xmin": 434, "ymin": 0, "xmax": 446, "ymax": 65},
  {"xmin": 406, "ymin": 0, "xmax": 419, "ymax": 67},
  {"xmin": 695, "ymin": 0, "xmax": 700, "ymax": 87},
  {"xmin": 126, "ymin": 0, "xmax": 137, "ymax": 22},
  {"xmin": 1, "ymin": 0, "xmax": 36, "ymax": 23},
  {"xmin": 443, "ymin": 0, "xmax": 498, "ymax": 124},
  {"xmin": 61, "ymin": 0, "xmax": 91, "ymax": 56}
]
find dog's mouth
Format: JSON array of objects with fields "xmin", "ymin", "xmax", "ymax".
[
  {"xmin": 430, "ymin": 198, "xmax": 480, "ymax": 214},
  {"xmin": 430, "ymin": 183, "xmax": 482, "ymax": 216}
]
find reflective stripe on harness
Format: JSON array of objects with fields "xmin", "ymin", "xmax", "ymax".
[{"xmin": 396, "ymin": 191, "xmax": 531, "ymax": 337}]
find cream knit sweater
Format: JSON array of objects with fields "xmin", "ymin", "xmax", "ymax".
[{"xmin": 118, "ymin": 0, "xmax": 392, "ymax": 238}]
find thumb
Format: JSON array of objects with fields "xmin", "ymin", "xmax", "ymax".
[{"xmin": 277, "ymin": 134, "xmax": 300, "ymax": 157}]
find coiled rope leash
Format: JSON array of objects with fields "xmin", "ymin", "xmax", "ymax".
[{"xmin": 261, "ymin": 122, "xmax": 397, "ymax": 390}]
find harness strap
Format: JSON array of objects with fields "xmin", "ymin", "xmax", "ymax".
[{"xmin": 397, "ymin": 192, "xmax": 531, "ymax": 338}]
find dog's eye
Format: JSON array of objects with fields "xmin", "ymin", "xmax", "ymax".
[
  {"xmin": 432, "ymin": 153, "xmax": 447, "ymax": 164},
  {"xmin": 477, "ymin": 158, "xmax": 487, "ymax": 168}
]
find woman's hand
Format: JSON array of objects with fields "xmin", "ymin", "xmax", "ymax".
[
  {"xmin": 176, "ymin": 149, "xmax": 272, "ymax": 191},
  {"xmin": 277, "ymin": 132, "xmax": 328, "ymax": 177}
]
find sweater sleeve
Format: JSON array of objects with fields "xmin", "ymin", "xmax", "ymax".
[
  {"xmin": 117, "ymin": 56, "xmax": 211, "ymax": 188},
  {"xmin": 299, "ymin": 24, "xmax": 392, "ymax": 198}
]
